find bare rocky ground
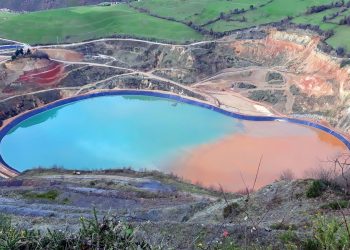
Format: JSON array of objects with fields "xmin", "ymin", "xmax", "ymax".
[{"xmin": 0, "ymin": 168, "xmax": 349, "ymax": 249}]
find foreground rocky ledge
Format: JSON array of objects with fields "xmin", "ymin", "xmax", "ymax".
[{"xmin": 0, "ymin": 168, "xmax": 349, "ymax": 248}]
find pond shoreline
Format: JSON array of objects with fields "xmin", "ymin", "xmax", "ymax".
[{"xmin": 1, "ymin": 89, "xmax": 349, "ymax": 178}]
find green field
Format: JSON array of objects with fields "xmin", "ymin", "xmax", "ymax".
[
  {"xmin": 131, "ymin": 0, "xmax": 268, "ymax": 25},
  {"xmin": 0, "ymin": 0, "xmax": 349, "ymax": 51},
  {"xmin": 293, "ymin": 7, "xmax": 350, "ymax": 51},
  {"xmin": 0, "ymin": 5, "xmax": 203, "ymax": 44},
  {"xmin": 206, "ymin": 0, "xmax": 334, "ymax": 32}
]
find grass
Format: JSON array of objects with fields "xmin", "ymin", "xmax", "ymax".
[
  {"xmin": 270, "ymin": 222, "xmax": 297, "ymax": 231},
  {"xmin": 206, "ymin": 0, "xmax": 334, "ymax": 32},
  {"xmin": 0, "ymin": 5, "xmax": 203, "ymax": 44},
  {"xmin": 222, "ymin": 202, "xmax": 241, "ymax": 218},
  {"xmin": 132, "ymin": 0, "xmax": 267, "ymax": 25},
  {"xmin": 292, "ymin": 7, "xmax": 350, "ymax": 51},
  {"xmin": 0, "ymin": 0, "xmax": 349, "ymax": 52},
  {"xmin": 23, "ymin": 189, "xmax": 60, "ymax": 200},
  {"xmin": 0, "ymin": 210, "xmax": 150, "ymax": 249},
  {"xmin": 326, "ymin": 26, "xmax": 350, "ymax": 51},
  {"xmin": 321, "ymin": 200, "xmax": 350, "ymax": 210}
]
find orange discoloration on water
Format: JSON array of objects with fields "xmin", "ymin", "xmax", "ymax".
[{"xmin": 171, "ymin": 121, "xmax": 347, "ymax": 192}]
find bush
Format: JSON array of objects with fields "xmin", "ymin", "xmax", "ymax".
[
  {"xmin": 23, "ymin": 189, "xmax": 59, "ymax": 200},
  {"xmin": 223, "ymin": 202, "xmax": 241, "ymax": 218},
  {"xmin": 340, "ymin": 59, "xmax": 350, "ymax": 68},
  {"xmin": 336, "ymin": 47, "xmax": 346, "ymax": 57},
  {"xmin": 312, "ymin": 215, "xmax": 350, "ymax": 249},
  {"xmin": 306, "ymin": 180, "xmax": 327, "ymax": 198},
  {"xmin": 301, "ymin": 238, "xmax": 320, "ymax": 250},
  {"xmin": 270, "ymin": 222, "xmax": 297, "ymax": 230},
  {"xmin": 321, "ymin": 200, "xmax": 349, "ymax": 210},
  {"xmin": 279, "ymin": 229, "xmax": 298, "ymax": 244},
  {"xmin": 0, "ymin": 209, "xmax": 150, "ymax": 249}
]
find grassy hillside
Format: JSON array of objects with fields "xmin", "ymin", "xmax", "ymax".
[
  {"xmin": 0, "ymin": 0, "xmax": 349, "ymax": 52},
  {"xmin": 131, "ymin": 0, "xmax": 268, "ymax": 25},
  {"xmin": 0, "ymin": 0, "xmax": 115, "ymax": 11},
  {"xmin": 133, "ymin": 0, "xmax": 350, "ymax": 51},
  {"xmin": 0, "ymin": 5, "xmax": 203, "ymax": 44}
]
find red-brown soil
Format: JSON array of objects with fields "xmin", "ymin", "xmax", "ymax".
[{"xmin": 18, "ymin": 61, "xmax": 65, "ymax": 85}]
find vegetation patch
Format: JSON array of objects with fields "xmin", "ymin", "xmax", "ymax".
[
  {"xmin": 306, "ymin": 180, "xmax": 327, "ymax": 198},
  {"xmin": 0, "ymin": 5, "xmax": 203, "ymax": 44},
  {"xmin": 223, "ymin": 202, "xmax": 241, "ymax": 218},
  {"xmin": 270, "ymin": 222, "xmax": 297, "ymax": 231},
  {"xmin": 0, "ymin": 210, "xmax": 150, "ymax": 249},
  {"xmin": 321, "ymin": 200, "xmax": 350, "ymax": 210},
  {"xmin": 23, "ymin": 189, "xmax": 60, "ymax": 201},
  {"xmin": 340, "ymin": 59, "xmax": 350, "ymax": 67},
  {"xmin": 265, "ymin": 71, "xmax": 284, "ymax": 84}
]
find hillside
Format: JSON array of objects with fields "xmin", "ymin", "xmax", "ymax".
[
  {"xmin": 0, "ymin": 168, "xmax": 349, "ymax": 249},
  {"xmin": 0, "ymin": 0, "xmax": 350, "ymax": 53},
  {"xmin": 0, "ymin": 0, "xmax": 119, "ymax": 12},
  {"xmin": 0, "ymin": 5, "xmax": 202, "ymax": 44}
]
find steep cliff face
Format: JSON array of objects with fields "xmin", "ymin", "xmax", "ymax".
[
  {"xmin": 225, "ymin": 29, "xmax": 350, "ymax": 132},
  {"xmin": 232, "ymin": 30, "xmax": 350, "ymax": 98}
]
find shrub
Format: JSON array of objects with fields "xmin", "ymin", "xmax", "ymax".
[
  {"xmin": 301, "ymin": 238, "xmax": 320, "ymax": 250},
  {"xmin": 336, "ymin": 47, "xmax": 346, "ymax": 57},
  {"xmin": 340, "ymin": 59, "xmax": 350, "ymax": 68},
  {"xmin": 279, "ymin": 229, "xmax": 298, "ymax": 244},
  {"xmin": 0, "ymin": 209, "xmax": 150, "ymax": 249},
  {"xmin": 270, "ymin": 222, "xmax": 297, "ymax": 230},
  {"xmin": 320, "ymin": 200, "xmax": 349, "ymax": 210},
  {"xmin": 312, "ymin": 215, "xmax": 350, "ymax": 249},
  {"xmin": 223, "ymin": 202, "xmax": 241, "ymax": 218},
  {"xmin": 306, "ymin": 180, "xmax": 327, "ymax": 198},
  {"xmin": 23, "ymin": 189, "xmax": 59, "ymax": 200}
]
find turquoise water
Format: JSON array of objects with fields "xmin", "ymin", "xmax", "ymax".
[{"xmin": 0, "ymin": 95, "xmax": 243, "ymax": 172}]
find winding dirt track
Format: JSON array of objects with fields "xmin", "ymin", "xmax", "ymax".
[{"xmin": 1, "ymin": 36, "xmax": 348, "ymax": 178}]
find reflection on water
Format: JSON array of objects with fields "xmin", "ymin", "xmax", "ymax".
[{"xmin": 8, "ymin": 107, "xmax": 60, "ymax": 134}]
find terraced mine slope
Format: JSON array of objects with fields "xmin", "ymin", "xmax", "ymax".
[{"xmin": 1, "ymin": 29, "xmax": 349, "ymax": 135}]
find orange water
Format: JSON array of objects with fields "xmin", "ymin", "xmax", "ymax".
[{"xmin": 169, "ymin": 121, "xmax": 347, "ymax": 192}]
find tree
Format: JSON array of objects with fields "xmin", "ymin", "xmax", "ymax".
[
  {"xmin": 250, "ymin": 5, "xmax": 254, "ymax": 10},
  {"xmin": 336, "ymin": 47, "xmax": 346, "ymax": 57}
]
